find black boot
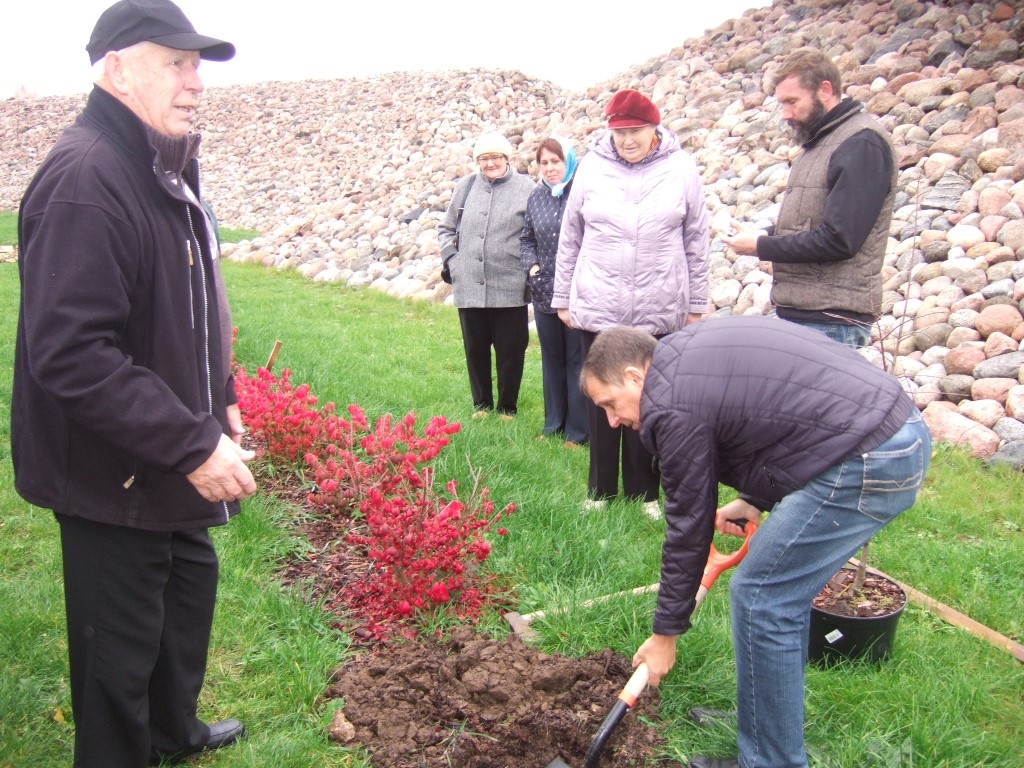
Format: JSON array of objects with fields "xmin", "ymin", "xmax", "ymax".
[{"xmin": 688, "ymin": 757, "xmax": 740, "ymax": 768}]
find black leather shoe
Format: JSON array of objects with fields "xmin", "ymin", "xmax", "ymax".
[
  {"xmin": 689, "ymin": 757, "xmax": 740, "ymax": 768},
  {"xmin": 688, "ymin": 707, "xmax": 737, "ymax": 728},
  {"xmin": 204, "ymin": 718, "xmax": 246, "ymax": 751},
  {"xmin": 150, "ymin": 719, "xmax": 247, "ymax": 765}
]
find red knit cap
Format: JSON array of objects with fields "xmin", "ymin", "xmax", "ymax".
[{"xmin": 605, "ymin": 89, "xmax": 660, "ymax": 128}]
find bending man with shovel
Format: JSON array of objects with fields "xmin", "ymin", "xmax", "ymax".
[{"xmin": 580, "ymin": 316, "xmax": 930, "ymax": 768}]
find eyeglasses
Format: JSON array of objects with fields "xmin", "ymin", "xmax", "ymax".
[{"xmin": 477, "ymin": 154, "xmax": 506, "ymax": 164}]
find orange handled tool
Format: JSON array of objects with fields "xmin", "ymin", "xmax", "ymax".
[
  {"xmin": 695, "ymin": 518, "xmax": 758, "ymax": 606},
  {"xmin": 546, "ymin": 519, "xmax": 758, "ymax": 768}
]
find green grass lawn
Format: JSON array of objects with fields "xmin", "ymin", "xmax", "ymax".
[
  {"xmin": 0, "ymin": 210, "xmax": 16, "ymax": 246},
  {"xmin": 2, "ymin": 261, "xmax": 1022, "ymax": 767},
  {"xmin": 220, "ymin": 226, "xmax": 262, "ymax": 243},
  {"xmin": 0, "ymin": 210, "xmax": 257, "ymax": 248}
]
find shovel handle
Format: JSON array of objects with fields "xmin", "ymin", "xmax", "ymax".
[
  {"xmin": 617, "ymin": 662, "xmax": 649, "ymax": 708},
  {"xmin": 582, "ymin": 663, "xmax": 650, "ymax": 768},
  {"xmin": 701, "ymin": 519, "xmax": 757, "ymax": 591},
  {"xmin": 580, "ymin": 527, "xmax": 755, "ymax": 768}
]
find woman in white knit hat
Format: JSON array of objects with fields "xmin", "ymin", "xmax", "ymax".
[{"xmin": 438, "ymin": 131, "xmax": 536, "ymax": 418}]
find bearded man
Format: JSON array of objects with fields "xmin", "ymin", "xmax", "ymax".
[{"xmin": 722, "ymin": 48, "xmax": 897, "ymax": 349}]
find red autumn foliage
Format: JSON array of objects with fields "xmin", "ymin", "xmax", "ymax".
[{"xmin": 234, "ymin": 362, "xmax": 513, "ymax": 640}]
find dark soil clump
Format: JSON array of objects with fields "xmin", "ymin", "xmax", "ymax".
[
  {"xmin": 321, "ymin": 627, "xmax": 682, "ymax": 768},
  {"xmin": 274, "ymin": 483, "xmax": 681, "ymax": 767}
]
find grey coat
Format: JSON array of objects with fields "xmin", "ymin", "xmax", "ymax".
[{"xmin": 438, "ymin": 168, "xmax": 535, "ymax": 308}]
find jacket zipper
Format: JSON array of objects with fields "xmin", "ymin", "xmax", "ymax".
[{"xmin": 184, "ymin": 198, "xmax": 229, "ymax": 522}]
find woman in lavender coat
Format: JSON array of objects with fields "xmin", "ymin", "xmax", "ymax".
[{"xmin": 552, "ymin": 90, "xmax": 710, "ymax": 518}]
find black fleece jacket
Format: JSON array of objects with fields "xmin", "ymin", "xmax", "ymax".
[{"xmin": 12, "ymin": 86, "xmax": 239, "ymax": 531}]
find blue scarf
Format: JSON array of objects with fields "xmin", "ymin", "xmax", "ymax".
[{"xmin": 543, "ymin": 136, "xmax": 578, "ymax": 198}]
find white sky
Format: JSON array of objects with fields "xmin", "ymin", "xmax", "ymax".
[{"xmin": 4, "ymin": 0, "xmax": 773, "ymax": 99}]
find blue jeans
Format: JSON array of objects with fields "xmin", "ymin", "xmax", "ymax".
[
  {"xmin": 729, "ymin": 411, "xmax": 930, "ymax": 768},
  {"xmin": 784, "ymin": 317, "xmax": 870, "ymax": 349}
]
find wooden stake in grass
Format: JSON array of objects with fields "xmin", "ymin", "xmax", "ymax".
[{"xmin": 265, "ymin": 340, "xmax": 283, "ymax": 371}]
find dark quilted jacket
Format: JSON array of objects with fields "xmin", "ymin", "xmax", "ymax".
[
  {"xmin": 639, "ymin": 316, "xmax": 914, "ymax": 635},
  {"xmin": 520, "ymin": 178, "xmax": 572, "ymax": 314}
]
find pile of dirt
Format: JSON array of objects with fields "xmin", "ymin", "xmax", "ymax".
[
  {"xmin": 321, "ymin": 627, "xmax": 682, "ymax": 768},
  {"xmin": 275, "ymin": 482, "xmax": 681, "ymax": 766}
]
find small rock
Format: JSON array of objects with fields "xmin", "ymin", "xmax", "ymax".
[
  {"xmin": 957, "ymin": 398, "xmax": 1005, "ymax": 428},
  {"xmin": 1008, "ymin": 386, "xmax": 1024, "ymax": 419},
  {"xmin": 993, "ymin": 416, "xmax": 1024, "ymax": 443},
  {"xmin": 328, "ymin": 710, "xmax": 357, "ymax": 743},
  {"xmin": 938, "ymin": 373, "xmax": 976, "ymax": 404},
  {"xmin": 984, "ymin": 331, "xmax": 1019, "ymax": 357},
  {"xmin": 972, "ymin": 377, "xmax": 1019, "ymax": 405},
  {"xmin": 987, "ymin": 440, "xmax": 1024, "ymax": 472},
  {"xmin": 975, "ymin": 304, "xmax": 1023, "ymax": 338},
  {"xmin": 943, "ymin": 345, "xmax": 987, "ymax": 375},
  {"xmin": 946, "ymin": 223, "xmax": 986, "ymax": 249}
]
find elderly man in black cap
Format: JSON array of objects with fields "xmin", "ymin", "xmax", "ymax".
[{"xmin": 12, "ymin": 1, "xmax": 253, "ymax": 765}]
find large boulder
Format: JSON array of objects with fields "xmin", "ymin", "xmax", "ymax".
[{"xmin": 922, "ymin": 402, "xmax": 1001, "ymax": 458}]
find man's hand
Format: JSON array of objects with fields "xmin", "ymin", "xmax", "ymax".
[
  {"xmin": 721, "ymin": 228, "xmax": 765, "ymax": 256},
  {"xmin": 633, "ymin": 633, "xmax": 677, "ymax": 686},
  {"xmin": 226, "ymin": 403, "xmax": 246, "ymax": 446},
  {"xmin": 187, "ymin": 434, "xmax": 257, "ymax": 503},
  {"xmin": 716, "ymin": 498, "xmax": 761, "ymax": 537},
  {"xmin": 557, "ymin": 308, "xmax": 573, "ymax": 328}
]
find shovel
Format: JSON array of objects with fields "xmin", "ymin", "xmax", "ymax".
[{"xmin": 544, "ymin": 520, "xmax": 757, "ymax": 768}]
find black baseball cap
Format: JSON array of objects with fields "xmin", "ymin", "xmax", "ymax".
[{"xmin": 87, "ymin": 0, "xmax": 235, "ymax": 65}]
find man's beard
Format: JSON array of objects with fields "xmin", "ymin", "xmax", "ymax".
[{"xmin": 788, "ymin": 95, "xmax": 828, "ymax": 145}]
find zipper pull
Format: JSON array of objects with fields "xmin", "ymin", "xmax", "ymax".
[{"xmin": 187, "ymin": 239, "xmax": 193, "ymax": 266}]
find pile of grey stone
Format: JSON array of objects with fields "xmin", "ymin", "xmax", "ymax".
[{"xmin": 2, "ymin": 0, "xmax": 1022, "ymax": 466}]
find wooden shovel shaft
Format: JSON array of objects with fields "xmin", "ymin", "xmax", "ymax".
[{"xmin": 510, "ymin": 520, "xmax": 756, "ymax": 634}]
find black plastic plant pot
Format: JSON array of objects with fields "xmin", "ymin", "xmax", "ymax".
[{"xmin": 807, "ymin": 591, "xmax": 907, "ymax": 667}]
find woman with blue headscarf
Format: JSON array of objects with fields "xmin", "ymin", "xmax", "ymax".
[{"xmin": 520, "ymin": 137, "xmax": 588, "ymax": 446}]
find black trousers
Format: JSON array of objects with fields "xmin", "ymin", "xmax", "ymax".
[
  {"xmin": 579, "ymin": 330, "xmax": 661, "ymax": 502},
  {"xmin": 457, "ymin": 305, "xmax": 529, "ymax": 414},
  {"xmin": 57, "ymin": 514, "xmax": 218, "ymax": 767}
]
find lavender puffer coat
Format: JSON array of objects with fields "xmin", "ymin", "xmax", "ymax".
[{"xmin": 551, "ymin": 128, "xmax": 710, "ymax": 334}]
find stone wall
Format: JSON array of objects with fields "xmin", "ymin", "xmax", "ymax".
[{"xmin": 2, "ymin": 0, "xmax": 1023, "ymax": 465}]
